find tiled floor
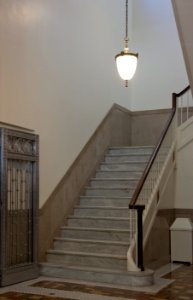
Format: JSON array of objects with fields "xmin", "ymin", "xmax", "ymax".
[
  {"xmin": 0, "ymin": 292, "xmax": 74, "ymax": 300},
  {"xmin": 0, "ymin": 264, "xmax": 193, "ymax": 300}
]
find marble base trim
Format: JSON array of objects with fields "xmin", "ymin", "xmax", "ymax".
[{"xmin": 38, "ymin": 104, "xmax": 132, "ymax": 261}]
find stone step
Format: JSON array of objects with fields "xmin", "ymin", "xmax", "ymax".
[
  {"xmin": 73, "ymin": 206, "xmax": 129, "ymax": 218},
  {"xmin": 46, "ymin": 249, "xmax": 127, "ymax": 271},
  {"xmin": 85, "ymin": 187, "xmax": 134, "ymax": 197},
  {"xmin": 100, "ymin": 162, "xmax": 146, "ymax": 171},
  {"xmin": 67, "ymin": 216, "xmax": 130, "ymax": 229},
  {"xmin": 95, "ymin": 170, "xmax": 142, "ymax": 179},
  {"xmin": 42, "ymin": 145, "xmax": 155, "ymax": 287},
  {"xmin": 108, "ymin": 146, "xmax": 154, "ymax": 155},
  {"xmin": 89, "ymin": 179, "xmax": 138, "ymax": 189},
  {"xmin": 53, "ymin": 237, "xmax": 129, "ymax": 255},
  {"xmin": 60, "ymin": 226, "xmax": 131, "ymax": 242},
  {"xmin": 40, "ymin": 263, "xmax": 154, "ymax": 287},
  {"xmin": 105, "ymin": 154, "xmax": 150, "ymax": 163},
  {"xmin": 79, "ymin": 196, "xmax": 131, "ymax": 207}
]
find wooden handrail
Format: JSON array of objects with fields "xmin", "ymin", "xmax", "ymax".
[
  {"xmin": 172, "ymin": 85, "xmax": 190, "ymax": 107},
  {"xmin": 128, "ymin": 86, "xmax": 190, "ymax": 271},
  {"xmin": 129, "ymin": 85, "xmax": 190, "ymax": 208},
  {"xmin": 174, "ymin": 85, "xmax": 190, "ymax": 98}
]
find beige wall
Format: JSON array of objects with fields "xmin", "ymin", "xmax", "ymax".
[
  {"xmin": 131, "ymin": 0, "xmax": 188, "ymax": 111},
  {"xmin": 0, "ymin": 0, "xmax": 132, "ymax": 207},
  {"xmin": 172, "ymin": 0, "xmax": 193, "ymax": 95},
  {"xmin": 0, "ymin": 0, "xmax": 188, "ymax": 208},
  {"xmin": 131, "ymin": 109, "xmax": 170, "ymax": 146}
]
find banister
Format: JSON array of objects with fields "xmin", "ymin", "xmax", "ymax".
[
  {"xmin": 174, "ymin": 85, "xmax": 190, "ymax": 98},
  {"xmin": 129, "ymin": 109, "xmax": 175, "ymax": 207},
  {"xmin": 128, "ymin": 85, "xmax": 190, "ymax": 272},
  {"xmin": 129, "ymin": 85, "xmax": 190, "ymax": 208},
  {"xmin": 172, "ymin": 85, "xmax": 190, "ymax": 107}
]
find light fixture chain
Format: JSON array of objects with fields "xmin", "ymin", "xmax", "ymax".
[
  {"xmin": 125, "ymin": 0, "xmax": 128, "ymax": 39},
  {"xmin": 125, "ymin": 0, "xmax": 129, "ymax": 48}
]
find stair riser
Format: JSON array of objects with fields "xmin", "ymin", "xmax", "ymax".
[
  {"xmin": 85, "ymin": 188, "xmax": 133, "ymax": 197},
  {"xmin": 67, "ymin": 218, "xmax": 129, "ymax": 229},
  {"xmin": 42, "ymin": 146, "xmax": 155, "ymax": 287},
  {"xmin": 100, "ymin": 164, "xmax": 146, "ymax": 171},
  {"xmin": 89, "ymin": 180, "xmax": 137, "ymax": 189},
  {"xmin": 108, "ymin": 148, "xmax": 153, "ymax": 155},
  {"xmin": 79, "ymin": 198, "xmax": 130, "ymax": 207},
  {"xmin": 40, "ymin": 264, "xmax": 154, "ymax": 287},
  {"xmin": 60, "ymin": 229, "xmax": 130, "ymax": 242},
  {"xmin": 95, "ymin": 171, "xmax": 142, "ymax": 179},
  {"xmin": 105, "ymin": 156, "xmax": 150, "ymax": 163},
  {"xmin": 54, "ymin": 240, "xmax": 128, "ymax": 255},
  {"xmin": 73, "ymin": 208, "xmax": 129, "ymax": 218},
  {"xmin": 47, "ymin": 253, "xmax": 127, "ymax": 271}
]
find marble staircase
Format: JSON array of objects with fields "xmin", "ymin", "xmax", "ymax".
[{"xmin": 40, "ymin": 146, "xmax": 155, "ymax": 287}]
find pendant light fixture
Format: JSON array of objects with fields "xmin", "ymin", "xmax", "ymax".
[{"xmin": 115, "ymin": 0, "xmax": 138, "ymax": 87}]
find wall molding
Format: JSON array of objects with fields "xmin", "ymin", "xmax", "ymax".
[
  {"xmin": 0, "ymin": 121, "xmax": 34, "ymax": 133},
  {"xmin": 132, "ymin": 108, "xmax": 171, "ymax": 116}
]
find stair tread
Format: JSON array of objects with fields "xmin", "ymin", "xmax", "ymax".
[
  {"xmin": 74, "ymin": 206, "xmax": 128, "ymax": 210},
  {"xmin": 47, "ymin": 249, "xmax": 127, "ymax": 259},
  {"xmin": 61, "ymin": 226, "xmax": 132, "ymax": 232},
  {"xmin": 80, "ymin": 196, "xmax": 132, "ymax": 199},
  {"xmin": 109, "ymin": 146, "xmax": 154, "ymax": 149},
  {"xmin": 54, "ymin": 237, "xmax": 129, "ymax": 245},
  {"xmin": 68, "ymin": 216, "xmax": 130, "ymax": 220},
  {"xmin": 96, "ymin": 170, "xmax": 142, "ymax": 173},
  {"xmin": 40, "ymin": 262, "xmax": 134, "ymax": 275},
  {"xmin": 85, "ymin": 187, "xmax": 135, "ymax": 190},
  {"xmin": 85, "ymin": 186, "xmax": 150, "ymax": 191},
  {"xmin": 91, "ymin": 178, "xmax": 137, "ymax": 181},
  {"xmin": 41, "ymin": 262, "xmax": 154, "ymax": 277},
  {"xmin": 101, "ymin": 161, "xmax": 147, "ymax": 165},
  {"xmin": 106, "ymin": 153, "xmax": 151, "ymax": 156}
]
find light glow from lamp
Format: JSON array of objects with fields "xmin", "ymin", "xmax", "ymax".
[{"xmin": 116, "ymin": 52, "xmax": 138, "ymax": 81}]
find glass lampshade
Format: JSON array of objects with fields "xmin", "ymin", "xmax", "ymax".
[{"xmin": 115, "ymin": 52, "xmax": 138, "ymax": 81}]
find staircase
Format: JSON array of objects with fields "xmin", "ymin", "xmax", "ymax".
[{"xmin": 40, "ymin": 146, "xmax": 155, "ymax": 287}]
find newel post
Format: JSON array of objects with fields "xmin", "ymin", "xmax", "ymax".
[{"xmin": 129, "ymin": 204, "xmax": 145, "ymax": 271}]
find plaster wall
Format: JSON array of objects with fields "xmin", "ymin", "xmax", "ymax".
[
  {"xmin": 0, "ymin": 0, "xmax": 189, "ymax": 207},
  {"xmin": 0, "ymin": 0, "xmax": 132, "ymax": 207},
  {"xmin": 131, "ymin": 0, "xmax": 188, "ymax": 111},
  {"xmin": 172, "ymin": 0, "xmax": 193, "ymax": 94},
  {"xmin": 131, "ymin": 109, "xmax": 170, "ymax": 146}
]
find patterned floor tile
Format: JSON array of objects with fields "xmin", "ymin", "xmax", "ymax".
[{"xmin": 0, "ymin": 292, "xmax": 76, "ymax": 300}]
